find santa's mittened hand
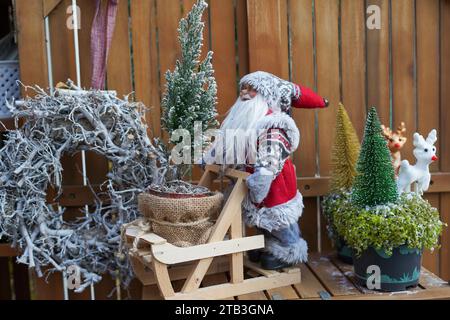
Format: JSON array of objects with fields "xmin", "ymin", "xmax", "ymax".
[{"xmin": 246, "ymin": 168, "xmax": 274, "ymax": 204}]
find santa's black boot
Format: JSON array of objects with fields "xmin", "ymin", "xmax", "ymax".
[
  {"xmin": 260, "ymin": 252, "xmax": 293, "ymax": 270},
  {"xmin": 247, "ymin": 249, "xmax": 262, "ymax": 263},
  {"xmin": 260, "ymin": 224, "xmax": 308, "ymax": 270}
]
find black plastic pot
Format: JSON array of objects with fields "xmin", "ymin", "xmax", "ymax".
[
  {"xmin": 336, "ymin": 237, "xmax": 353, "ymax": 265},
  {"xmin": 352, "ymin": 245, "xmax": 422, "ymax": 292}
]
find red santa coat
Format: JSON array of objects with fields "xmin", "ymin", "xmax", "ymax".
[
  {"xmin": 242, "ymin": 85, "xmax": 328, "ymax": 229},
  {"xmin": 243, "ymin": 112, "xmax": 304, "ymax": 232},
  {"xmin": 246, "ymin": 84, "xmax": 327, "ymax": 209},
  {"xmin": 265, "ymin": 159, "xmax": 298, "ymax": 207},
  {"xmin": 247, "ymin": 159, "xmax": 298, "ymax": 208}
]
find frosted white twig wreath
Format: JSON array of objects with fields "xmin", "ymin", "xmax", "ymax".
[{"xmin": 0, "ymin": 82, "xmax": 163, "ymax": 292}]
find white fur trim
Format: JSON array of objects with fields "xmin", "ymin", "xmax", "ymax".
[
  {"xmin": 255, "ymin": 112, "xmax": 300, "ymax": 152},
  {"xmin": 265, "ymin": 237, "xmax": 308, "ymax": 264},
  {"xmin": 240, "ymin": 71, "xmax": 295, "ymax": 112},
  {"xmin": 242, "ymin": 191, "xmax": 304, "ymax": 232}
]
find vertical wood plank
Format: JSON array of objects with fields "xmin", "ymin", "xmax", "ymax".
[
  {"xmin": 315, "ymin": 0, "xmax": 340, "ymax": 176},
  {"xmin": 366, "ymin": 0, "xmax": 391, "ymax": 125},
  {"xmin": 15, "ymin": 0, "xmax": 49, "ymax": 91},
  {"xmin": 210, "ymin": 0, "xmax": 238, "ymax": 119},
  {"xmin": 279, "ymin": 0, "xmax": 289, "ymax": 80},
  {"xmin": 247, "ymin": 0, "xmax": 289, "ymax": 78},
  {"xmin": 315, "ymin": 0, "xmax": 340, "ymax": 252},
  {"xmin": 229, "ymin": 213, "xmax": 244, "ymax": 284},
  {"xmin": 341, "ymin": 0, "xmax": 366, "ymax": 138},
  {"xmin": 440, "ymin": 193, "xmax": 450, "ymax": 280},
  {"xmin": 391, "ymin": 0, "xmax": 416, "ymax": 162},
  {"xmin": 236, "ymin": 0, "xmax": 249, "ymax": 79},
  {"xmin": 416, "ymin": 0, "xmax": 440, "ymax": 163},
  {"xmin": 290, "ymin": 0, "xmax": 316, "ymax": 178},
  {"xmin": 416, "ymin": 0, "xmax": 440, "ymax": 276},
  {"xmin": 289, "ymin": 0, "xmax": 319, "ymax": 252},
  {"xmin": 48, "ymin": 0, "xmax": 76, "ymax": 85},
  {"xmin": 182, "ymin": 0, "xmax": 198, "ymax": 14},
  {"xmin": 131, "ymin": 0, "xmax": 161, "ymax": 138},
  {"xmin": 156, "ymin": 0, "xmax": 182, "ymax": 141},
  {"xmin": 440, "ymin": 0, "xmax": 450, "ymax": 175},
  {"xmin": 0, "ymin": 257, "xmax": 12, "ymax": 300},
  {"xmin": 42, "ymin": 0, "xmax": 94, "ymax": 88},
  {"xmin": 439, "ymin": 0, "xmax": 450, "ymax": 281},
  {"xmin": 76, "ymin": 0, "xmax": 96, "ymax": 88},
  {"xmin": 12, "ymin": 264, "xmax": 30, "ymax": 300},
  {"xmin": 107, "ymin": 0, "xmax": 132, "ymax": 96},
  {"xmin": 34, "ymin": 269, "xmax": 65, "ymax": 300},
  {"xmin": 423, "ymin": 194, "xmax": 440, "ymax": 275},
  {"xmin": 156, "ymin": 0, "xmax": 182, "ymax": 90}
]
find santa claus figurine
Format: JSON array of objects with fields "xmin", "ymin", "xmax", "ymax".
[{"xmin": 205, "ymin": 71, "xmax": 329, "ymax": 269}]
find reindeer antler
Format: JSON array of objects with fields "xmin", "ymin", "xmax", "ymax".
[
  {"xmin": 396, "ymin": 122, "xmax": 406, "ymax": 136},
  {"xmin": 381, "ymin": 124, "xmax": 393, "ymax": 139}
]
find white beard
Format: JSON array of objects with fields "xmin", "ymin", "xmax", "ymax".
[
  {"xmin": 220, "ymin": 93, "xmax": 270, "ymax": 131},
  {"xmin": 204, "ymin": 93, "xmax": 270, "ymax": 165}
]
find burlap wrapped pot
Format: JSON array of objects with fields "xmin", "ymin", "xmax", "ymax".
[
  {"xmin": 138, "ymin": 191, "xmax": 223, "ymax": 222},
  {"xmin": 138, "ymin": 191, "xmax": 223, "ymax": 247}
]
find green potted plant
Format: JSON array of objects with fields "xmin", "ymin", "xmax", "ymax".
[
  {"xmin": 138, "ymin": 0, "xmax": 223, "ymax": 248},
  {"xmin": 322, "ymin": 103, "xmax": 360, "ymax": 264},
  {"xmin": 334, "ymin": 107, "xmax": 445, "ymax": 291}
]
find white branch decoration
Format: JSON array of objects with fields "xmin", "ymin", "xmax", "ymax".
[{"xmin": 0, "ymin": 81, "xmax": 165, "ymax": 294}]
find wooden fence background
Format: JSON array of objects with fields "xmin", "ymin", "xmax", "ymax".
[{"xmin": 0, "ymin": 0, "xmax": 449, "ymax": 299}]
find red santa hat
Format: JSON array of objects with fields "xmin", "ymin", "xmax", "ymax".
[{"xmin": 240, "ymin": 71, "xmax": 329, "ymax": 111}]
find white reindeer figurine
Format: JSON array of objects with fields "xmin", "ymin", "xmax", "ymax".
[{"xmin": 397, "ymin": 130, "xmax": 438, "ymax": 194}]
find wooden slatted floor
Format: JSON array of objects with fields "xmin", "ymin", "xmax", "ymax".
[{"xmin": 142, "ymin": 253, "xmax": 450, "ymax": 300}]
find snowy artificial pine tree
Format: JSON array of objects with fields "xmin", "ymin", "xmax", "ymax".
[
  {"xmin": 161, "ymin": 0, "xmax": 218, "ymax": 156},
  {"xmin": 329, "ymin": 103, "xmax": 361, "ymax": 193},
  {"xmin": 352, "ymin": 107, "xmax": 399, "ymax": 207}
]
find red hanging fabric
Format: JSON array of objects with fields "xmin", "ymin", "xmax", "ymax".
[{"xmin": 90, "ymin": 0, "xmax": 119, "ymax": 89}]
